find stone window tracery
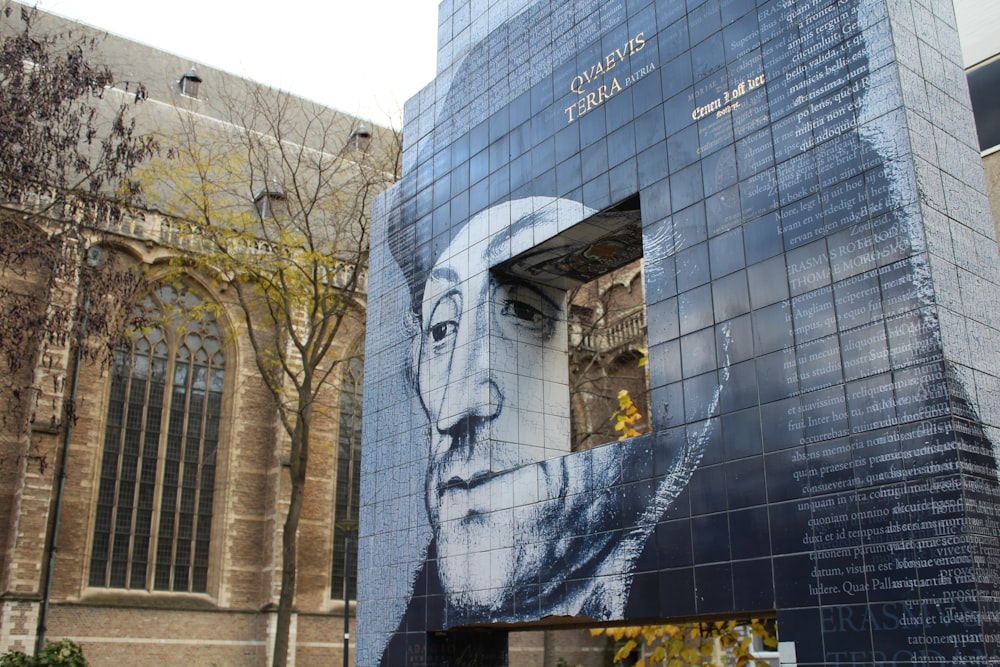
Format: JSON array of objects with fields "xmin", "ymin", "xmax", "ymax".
[{"xmin": 88, "ymin": 283, "xmax": 224, "ymax": 593}]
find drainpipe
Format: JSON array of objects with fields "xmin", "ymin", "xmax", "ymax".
[{"xmin": 35, "ymin": 245, "xmax": 102, "ymax": 655}]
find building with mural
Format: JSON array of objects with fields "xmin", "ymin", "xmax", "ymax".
[{"xmin": 361, "ymin": 0, "xmax": 1000, "ymax": 665}]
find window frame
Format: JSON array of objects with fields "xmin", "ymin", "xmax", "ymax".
[
  {"xmin": 967, "ymin": 53, "xmax": 1000, "ymax": 153},
  {"xmin": 330, "ymin": 350, "xmax": 364, "ymax": 604},
  {"xmin": 85, "ymin": 282, "xmax": 231, "ymax": 598}
]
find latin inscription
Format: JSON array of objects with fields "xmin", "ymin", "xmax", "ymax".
[
  {"xmin": 794, "ymin": 471, "xmax": 1000, "ymax": 651},
  {"xmin": 691, "ymin": 73, "xmax": 767, "ymax": 121},
  {"xmin": 564, "ymin": 32, "xmax": 648, "ymax": 123}
]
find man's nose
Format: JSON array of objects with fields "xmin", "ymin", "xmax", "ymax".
[{"xmin": 435, "ymin": 316, "xmax": 501, "ymax": 437}]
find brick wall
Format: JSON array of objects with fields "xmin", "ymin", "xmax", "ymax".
[
  {"xmin": 0, "ymin": 600, "xmax": 38, "ymax": 655},
  {"xmin": 0, "ymin": 239, "xmax": 368, "ymax": 664}
]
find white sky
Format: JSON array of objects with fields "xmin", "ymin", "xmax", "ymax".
[
  {"xmin": 953, "ymin": 0, "xmax": 1000, "ymax": 66},
  {"xmin": 34, "ymin": 0, "xmax": 442, "ymax": 126},
  {"xmin": 32, "ymin": 0, "xmax": 998, "ymax": 127}
]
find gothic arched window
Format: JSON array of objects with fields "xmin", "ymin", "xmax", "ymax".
[{"xmin": 89, "ymin": 284, "xmax": 225, "ymax": 593}]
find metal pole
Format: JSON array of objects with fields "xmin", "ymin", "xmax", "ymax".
[
  {"xmin": 36, "ymin": 287, "xmax": 94, "ymax": 653},
  {"xmin": 37, "ymin": 246, "xmax": 102, "ymax": 654},
  {"xmin": 343, "ymin": 528, "xmax": 351, "ymax": 667},
  {"xmin": 336, "ymin": 519, "xmax": 357, "ymax": 667},
  {"xmin": 34, "ymin": 296, "xmax": 84, "ymax": 655}
]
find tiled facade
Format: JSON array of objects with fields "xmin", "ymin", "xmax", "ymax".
[{"xmin": 362, "ymin": 0, "xmax": 1000, "ymax": 665}]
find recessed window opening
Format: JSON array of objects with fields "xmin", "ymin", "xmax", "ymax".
[
  {"xmin": 568, "ymin": 256, "xmax": 648, "ymax": 450},
  {"xmin": 179, "ymin": 66, "xmax": 202, "ymax": 99},
  {"xmin": 495, "ymin": 194, "xmax": 649, "ymax": 452}
]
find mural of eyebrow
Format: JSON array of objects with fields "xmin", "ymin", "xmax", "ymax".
[
  {"xmin": 426, "ymin": 265, "xmax": 461, "ymax": 286},
  {"xmin": 485, "ymin": 211, "xmax": 549, "ymax": 264}
]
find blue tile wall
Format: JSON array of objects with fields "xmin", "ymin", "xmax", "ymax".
[{"xmin": 360, "ymin": 0, "xmax": 1000, "ymax": 665}]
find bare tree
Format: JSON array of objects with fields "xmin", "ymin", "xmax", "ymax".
[
  {"xmin": 149, "ymin": 83, "xmax": 400, "ymax": 667},
  {"xmin": 0, "ymin": 4, "xmax": 155, "ymax": 450},
  {"xmin": 567, "ymin": 259, "xmax": 650, "ymax": 451},
  {"xmin": 0, "ymin": 7, "xmax": 157, "ymax": 657}
]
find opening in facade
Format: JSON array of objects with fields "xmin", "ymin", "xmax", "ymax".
[{"xmin": 495, "ymin": 194, "xmax": 649, "ymax": 453}]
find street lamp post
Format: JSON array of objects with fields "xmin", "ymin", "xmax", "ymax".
[{"xmin": 335, "ymin": 519, "xmax": 358, "ymax": 667}]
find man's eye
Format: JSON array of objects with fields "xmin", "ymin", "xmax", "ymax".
[
  {"xmin": 430, "ymin": 321, "xmax": 456, "ymax": 342},
  {"xmin": 502, "ymin": 299, "xmax": 541, "ymax": 323},
  {"xmin": 494, "ymin": 281, "xmax": 561, "ymax": 340},
  {"xmin": 423, "ymin": 293, "xmax": 461, "ymax": 350}
]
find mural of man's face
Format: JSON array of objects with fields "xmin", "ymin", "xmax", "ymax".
[{"xmin": 414, "ymin": 202, "xmax": 621, "ymax": 615}]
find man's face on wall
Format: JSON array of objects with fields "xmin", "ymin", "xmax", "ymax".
[{"xmin": 414, "ymin": 203, "xmax": 619, "ymax": 614}]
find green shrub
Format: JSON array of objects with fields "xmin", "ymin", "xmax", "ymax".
[
  {"xmin": 0, "ymin": 640, "xmax": 88, "ymax": 667},
  {"xmin": 0, "ymin": 649, "xmax": 33, "ymax": 667}
]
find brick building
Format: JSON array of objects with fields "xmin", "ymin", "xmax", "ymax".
[{"xmin": 0, "ymin": 5, "xmax": 391, "ymax": 665}]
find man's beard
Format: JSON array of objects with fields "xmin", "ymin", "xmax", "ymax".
[
  {"xmin": 427, "ymin": 445, "xmax": 621, "ymax": 618},
  {"xmin": 426, "ymin": 434, "xmax": 546, "ymax": 616}
]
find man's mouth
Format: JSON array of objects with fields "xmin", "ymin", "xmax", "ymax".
[
  {"xmin": 432, "ymin": 468, "xmax": 504, "ymax": 524},
  {"xmin": 439, "ymin": 470, "xmax": 492, "ymax": 497}
]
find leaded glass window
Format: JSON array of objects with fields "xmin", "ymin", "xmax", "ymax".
[
  {"xmin": 89, "ymin": 284, "xmax": 224, "ymax": 593},
  {"xmin": 331, "ymin": 355, "xmax": 362, "ymax": 601}
]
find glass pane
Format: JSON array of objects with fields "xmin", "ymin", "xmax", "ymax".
[
  {"xmin": 968, "ymin": 57, "xmax": 1000, "ymax": 151},
  {"xmin": 174, "ymin": 359, "xmax": 189, "ymax": 387},
  {"xmin": 204, "ymin": 336, "xmax": 220, "ymax": 355},
  {"xmin": 192, "ymin": 566, "xmax": 208, "ymax": 593},
  {"xmin": 332, "ymin": 354, "xmax": 363, "ymax": 596},
  {"xmin": 89, "ymin": 331, "xmax": 164, "ymax": 591}
]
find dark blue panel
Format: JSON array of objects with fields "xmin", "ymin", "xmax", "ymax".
[{"xmin": 692, "ymin": 512, "xmax": 730, "ymax": 562}]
